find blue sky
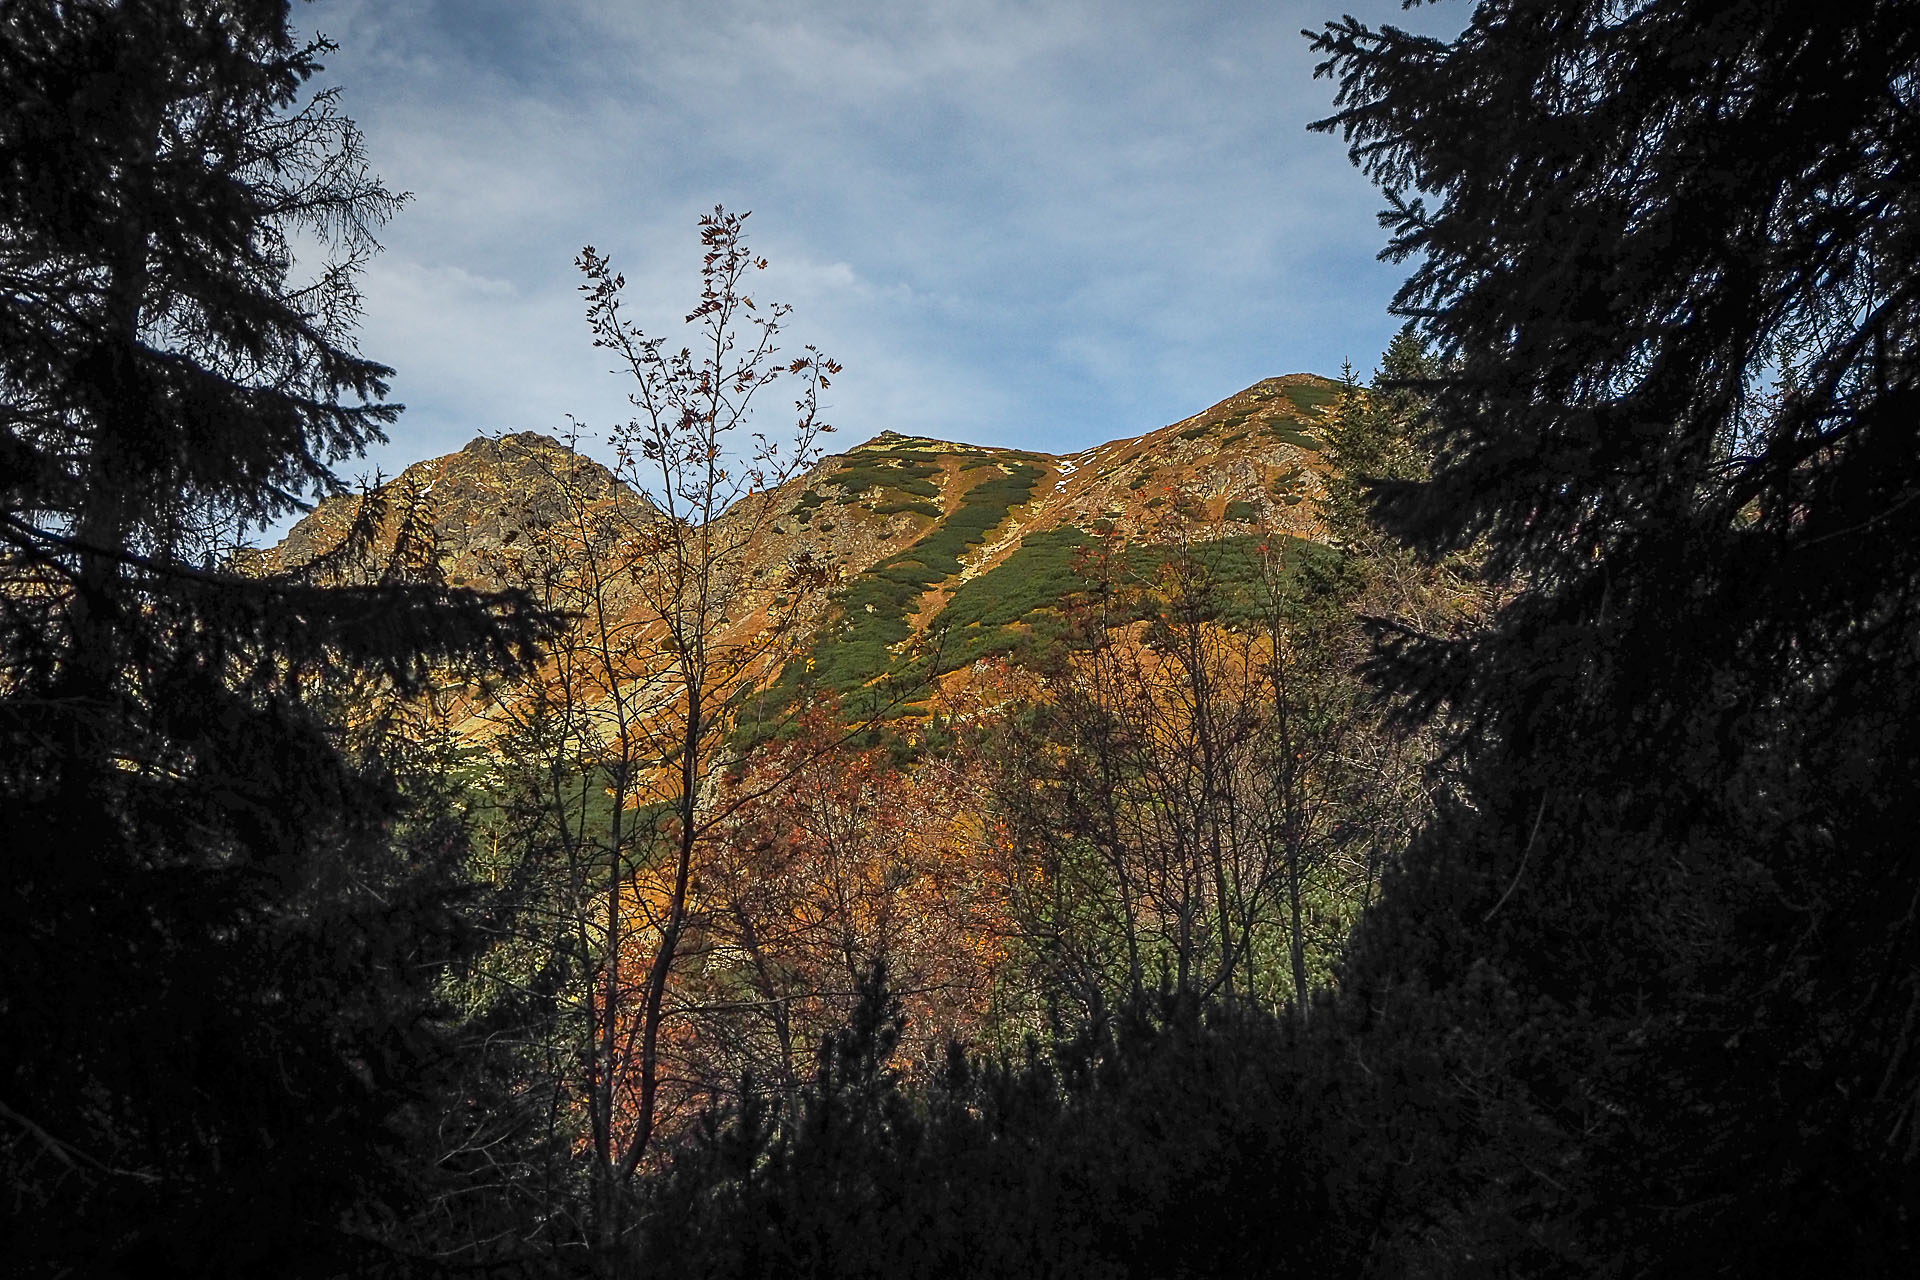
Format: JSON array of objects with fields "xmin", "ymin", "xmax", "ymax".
[{"xmin": 287, "ymin": 0, "xmax": 1465, "ymax": 530}]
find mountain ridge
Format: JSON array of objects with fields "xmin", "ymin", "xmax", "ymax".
[{"xmin": 263, "ymin": 373, "xmax": 1347, "ymax": 731}]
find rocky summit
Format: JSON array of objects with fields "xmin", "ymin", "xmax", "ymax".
[{"xmin": 255, "ymin": 431, "xmax": 654, "ymax": 592}]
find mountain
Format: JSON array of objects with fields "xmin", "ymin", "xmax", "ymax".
[
  {"xmin": 260, "ymin": 374, "xmax": 1345, "ymax": 727},
  {"xmin": 252, "ymin": 430, "xmax": 654, "ymax": 591}
]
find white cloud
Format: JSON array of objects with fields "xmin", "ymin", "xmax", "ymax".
[{"xmin": 262, "ymin": 0, "xmax": 1467, "ymax": 541}]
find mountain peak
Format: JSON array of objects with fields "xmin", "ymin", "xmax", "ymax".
[
  {"xmin": 459, "ymin": 429, "xmax": 575, "ymax": 455},
  {"xmin": 849, "ymin": 430, "xmax": 995, "ymax": 456},
  {"xmin": 260, "ymin": 430, "xmax": 650, "ymax": 589}
]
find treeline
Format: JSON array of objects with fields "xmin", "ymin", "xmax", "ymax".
[{"xmin": 5, "ymin": 1, "xmax": 1918, "ymax": 1277}]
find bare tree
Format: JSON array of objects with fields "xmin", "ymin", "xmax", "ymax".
[
  {"xmin": 470, "ymin": 208, "xmax": 841, "ymax": 1257},
  {"xmin": 984, "ymin": 514, "xmax": 1421, "ymax": 1019}
]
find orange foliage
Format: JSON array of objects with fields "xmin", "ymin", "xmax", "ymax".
[{"xmin": 609, "ymin": 710, "xmax": 1010, "ymax": 1118}]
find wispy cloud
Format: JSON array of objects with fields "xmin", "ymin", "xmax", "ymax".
[{"xmin": 279, "ymin": 0, "xmax": 1464, "ymax": 534}]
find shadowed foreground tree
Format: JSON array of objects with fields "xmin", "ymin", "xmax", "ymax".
[
  {"xmin": 0, "ymin": 3, "xmax": 547, "ymax": 1273},
  {"xmin": 566, "ymin": 212, "xmax": 839, "ymax": 1229},
  {"xmin": 1310, "ymin": 0, "xmax": 1920, "ymax": 1270},
  {"xmin": 440, "ymin": 210, "xmax": 842, "ymax": 1267},
  {"xmin": 635, "ymin": 964, "xmax": 1391, "ymax": 1280}
]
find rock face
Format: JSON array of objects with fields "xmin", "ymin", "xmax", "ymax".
[
  {"xmin": 258, "ymin": 432, "xmax": 653, "ymax": 592},
  {"xmin": 261, "ymin": 375, "xmax": 1345, "ymax": 723}
]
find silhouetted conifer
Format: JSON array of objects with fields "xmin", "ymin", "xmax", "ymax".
[
  {"xmin": 1311, "ymin": 0, "xmax": 1920, "ymax": 1270},
  {"xmin": 0, "ymin": 3, "xmax": 549, "ymax": 1273}
]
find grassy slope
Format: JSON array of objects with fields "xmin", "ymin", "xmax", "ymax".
[
  {"xmin": 742, "ymin": 378, "xmax": 1351, "ymax": 736},
  {"xmin": 749, "ymin": 448, "xmax": 1050, "ymax": 725}
]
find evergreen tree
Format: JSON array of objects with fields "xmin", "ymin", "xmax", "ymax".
[
  {"xmin": 1319, "ymin": 328, "xmax": 1439, "ymax": 561},
  {"xmin": 1311, "ymin": 0, "xmax": 1920, "ymax": 1270},
  {"xmin": 0, "ymin": 3, "xmax": 548, "ymax": 1272}
]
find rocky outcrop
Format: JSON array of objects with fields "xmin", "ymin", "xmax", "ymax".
[{"xmin": 258, "ymin": 432, "xmax": 653, "ymax": 592}]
